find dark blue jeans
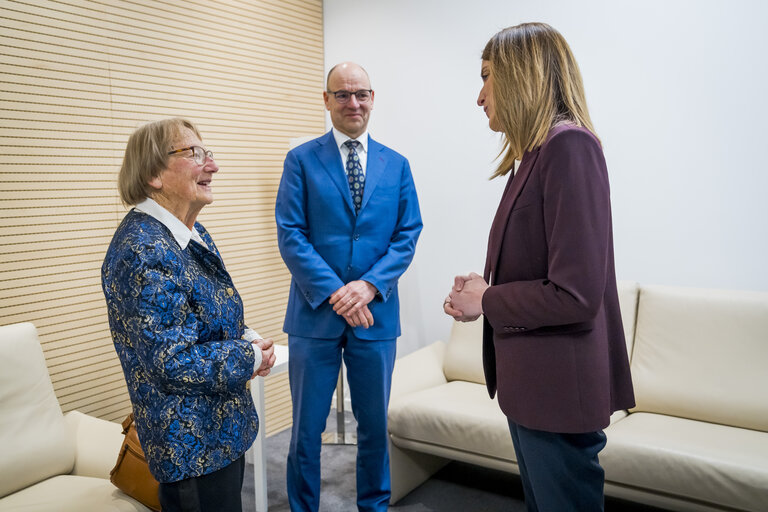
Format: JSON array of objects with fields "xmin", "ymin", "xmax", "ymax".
[{"xmin": 508, "ymin": 420, "xmax": 607, "ymax": 512}]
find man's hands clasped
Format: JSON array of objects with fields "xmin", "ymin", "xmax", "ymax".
[{"xmin": 329, "ymin": 280, "xmax": 377, "ymax": 328}]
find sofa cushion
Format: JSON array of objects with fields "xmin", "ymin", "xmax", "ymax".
[
  {"xmin": 388, "ymin": 380, "xmax": 516, "ymax": 463},
  {"xmin": 601, "ymin": 412, "xmax": 768, "ymax": 511},
  {"xmin": 0, "ymin": 475, "xmax": 149, "ymax": 511},
  {"xmin": 443, "ymin": 319, "xmax": 485, "ymax": 385},
  {"xmin": 0, "ymin": 323, "xmax": 75, "ymax": 498},
  {"xmin": 64, "ymin": 410, "xmax": 124, "ymax": 478},
  {"xmin": 630, "ymin": 286, "xmax": 768, "ymax": 431}
]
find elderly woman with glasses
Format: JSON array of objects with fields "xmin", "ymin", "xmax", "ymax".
[{"xmin": 102, "ymin": 117, "xmax": 276, "ymax": 512}]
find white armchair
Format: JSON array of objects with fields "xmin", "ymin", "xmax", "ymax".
[{"xmin": 0, "ymin": 322, "xmax": 151, "ymax": 511}]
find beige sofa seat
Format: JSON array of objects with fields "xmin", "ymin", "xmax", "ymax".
[
  {"xmin": 0, "ymin": 475, "xmax": 148, "ymax": 512},
  {"xmin": 0, "ymin": 322, "xmax": 150, "ymax": 511},
  {"xmin": 602, "ymin": 412, "xmax": 768, "ymax": 512},
  {"xmin": 390, "ymin": 316, "xmax": 516, "ymax": 468},
  {"xmin": 389, "ymin": 380, "xmax": 515, "ymax": 469}
]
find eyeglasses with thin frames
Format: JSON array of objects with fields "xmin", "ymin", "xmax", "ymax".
[
  {"xmin": 327, "ymin": 89, "xmax": 373, "ymax": 104},
  {"xmin": 167, "ymin": 146, "xmax": 214, "ymax": 166}
]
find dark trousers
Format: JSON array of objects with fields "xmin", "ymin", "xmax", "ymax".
[
  {"xmin": 508, "ymin": 420, "xmax": 607, "ymax": 512},
  {"xmin": 158, "ymin": 455, "xmax": 246, "ymax": 512}
]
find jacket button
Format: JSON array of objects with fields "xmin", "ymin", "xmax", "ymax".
[
  {"xmin": 353, "ymin": 234, "xmax": 360, "ymax": 241},
  {"xmin": 226, "ymin": 287, "xmax": 234, "ymax": 296}
]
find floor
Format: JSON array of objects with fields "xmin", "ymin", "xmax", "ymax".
[{"xmin": 242, "ymin": 409, "xmax": 671, "ymax": 512}]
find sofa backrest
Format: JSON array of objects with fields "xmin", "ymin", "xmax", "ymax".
[
  {"xmin": 617, "ymin": 281, "xmax": 639, "ymax": 358},
  {"xmin": 0, "ymin": 322, "xmax": 76, "ymax": 497},
  {"xmin": 443, "ymin": 317, "xmax": 485, "ymax": 384},
  {"xmin": 442, "ymin": 280, "xmax": 640, "ymax": 385},
  {"xmin": 630, "ymin": 285, "xmax": 768, "ymax": 432}
]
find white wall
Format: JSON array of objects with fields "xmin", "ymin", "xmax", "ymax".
[{"xmin": 323, "ymin": 0, "xmax": 768, "ymax": 355}]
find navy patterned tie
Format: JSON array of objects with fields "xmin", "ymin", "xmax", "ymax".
[{"xmin": 344, "ymin": 140, "xmax": 365, "ymax": 213}]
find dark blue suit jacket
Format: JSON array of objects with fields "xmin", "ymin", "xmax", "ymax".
[
  {"xmin": 102, "ymin": 210, "xmax": 258, "ymax": 482},
  {"xmin": 276, "ymin": 131, "xmax": 422, "ymax": 340}
]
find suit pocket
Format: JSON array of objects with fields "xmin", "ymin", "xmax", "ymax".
[{"xmin": 511, "ymin": 201, "xmax": 534, "ymax": 212}]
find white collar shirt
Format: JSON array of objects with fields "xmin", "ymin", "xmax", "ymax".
[
  {"xmin": 134, "ymin": 197, "xmax": 207, "ymax": 250},
  {"xmin": 332, "ymin": 128, "xmax": 369, "ymax": 177}
]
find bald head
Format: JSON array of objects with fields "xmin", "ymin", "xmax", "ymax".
[
  {"xmin": 324, "ymin": 62, "xmax": 375, "ymax": 139},
  {"xmin": 326, "ymin": 62, "xmax": 370, "ymax": 89}
]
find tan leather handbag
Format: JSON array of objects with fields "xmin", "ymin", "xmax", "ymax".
[{"xmin": 110, "ymin": 413, "xmax": 161, "ymax": 511}]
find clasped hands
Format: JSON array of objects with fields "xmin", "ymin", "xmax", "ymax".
[
  {"xmin": 329, "ymin": 280, "xmax": 377, "ymax": 328},
  {"xmin": 252, "ymin": 338, "xmax": 276, "ymax": 378},
  {"xmin": 443, "ymin": 272, "xmax": 489, "ymax": 322}
]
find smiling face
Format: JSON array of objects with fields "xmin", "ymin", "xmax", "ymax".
[
  {"xmin": 323, "ymin": 63, "xmax": 374, "ymax": 139},
  {"xmin": 149, "ymin": 127, "xmax": 218, "ymax": 227},
  {"xmin": 477, "ymin": 60, "xmax": 501, "ymax": 132}
]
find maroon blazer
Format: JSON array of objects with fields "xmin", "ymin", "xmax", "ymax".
[{"xmin": 480, "ymin": 124, "xmax": 635, "ymax": 433}]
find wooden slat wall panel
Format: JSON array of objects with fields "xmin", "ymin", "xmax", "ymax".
[{"xmin": 0, "ymin": 0, "xmax": 325, "ymax": 437}]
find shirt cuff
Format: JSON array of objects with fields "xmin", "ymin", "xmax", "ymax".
[{"xmin": 242, "ymin": 328, "xmax": 263, "ymax": 374}]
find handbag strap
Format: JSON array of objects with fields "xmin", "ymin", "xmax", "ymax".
[{"xmin": 121, "ymin": 412, "xmax": 135, "ymax": 434}]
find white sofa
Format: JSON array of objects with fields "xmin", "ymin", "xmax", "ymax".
[
  {"xmin": 0, "ymin": 322, "xmax": 151, "ymax": 511},
  {"xmin": 388, "ymin": 282, "xmax": 768, "ymax": 511}
]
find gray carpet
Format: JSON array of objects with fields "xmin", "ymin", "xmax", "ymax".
[{"xmin": 242, "ymin": 410, "xmax": 670, "ymax": 512}]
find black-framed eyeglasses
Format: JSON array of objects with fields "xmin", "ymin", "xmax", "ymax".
[
  {"xmin": 327, "ymin": 89, "xmax": 373, "ymax": 104},
  {"xmin": 167, "ymin": 146, "xmax": 213, "ymax": 166}
]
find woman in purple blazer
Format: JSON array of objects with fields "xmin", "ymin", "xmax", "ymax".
[{"xmin": 445, "ymin": 23, "xmax": 635, "ymax": 511}]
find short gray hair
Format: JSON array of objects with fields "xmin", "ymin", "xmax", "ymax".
[{"xmin": 118, "ymin": 118, "xmax": 201, "ymax": 206}]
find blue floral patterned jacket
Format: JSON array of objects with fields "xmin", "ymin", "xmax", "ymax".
[{"xmin": 102, "ymin": 209, "xmax": 258, "ymax": 483}]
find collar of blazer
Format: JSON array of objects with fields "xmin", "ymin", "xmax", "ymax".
[
  {"xmin": 313, "ymin": 130, "xmax": 387, "ymax": 215},
  {"xmin": 484, "ymin": 147, "xmax": 541, "ymax": 284}
]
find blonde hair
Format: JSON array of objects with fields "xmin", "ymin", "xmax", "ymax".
[
  {"xmin": 118, "ymin": 118, "xmax": 201, "ymax": 206},
  {"xmin": 482, "ymin": 22, "xmax": 597, "ymax": 178}
]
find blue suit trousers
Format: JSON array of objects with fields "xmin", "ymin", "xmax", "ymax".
[{"xmin": 287, "ymin": 329, "xmax": 396, "ymax": 512}]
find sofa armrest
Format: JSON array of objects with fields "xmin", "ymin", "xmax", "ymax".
[
  {"xmin": 64, "ymin": 410, "xmax": 124, "ymax": 478},
  {"xmin": 390, "ymin": 341, "xmax": 448, "ymax": 402}
]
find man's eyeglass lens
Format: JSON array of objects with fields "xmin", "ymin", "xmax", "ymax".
[{"xmin": 332, "ymin": 90, "xmax": 371, "ymax": 103}]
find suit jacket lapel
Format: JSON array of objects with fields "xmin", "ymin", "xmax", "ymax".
[
  {"xmin": 313, "ymin": 131, "xmax": 356, "ymax": 214},
  {"xmin": 484, "ymin": 149, "xmax": 540, "ymax": 283},
  {"xmin": 360, "ymin": 136, "xmax": 385, "ymax": 213}
]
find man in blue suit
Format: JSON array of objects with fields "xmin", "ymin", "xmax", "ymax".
[{"xmin": 275, "ymin": 62, "xmax": 422, "ymax": 512}]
